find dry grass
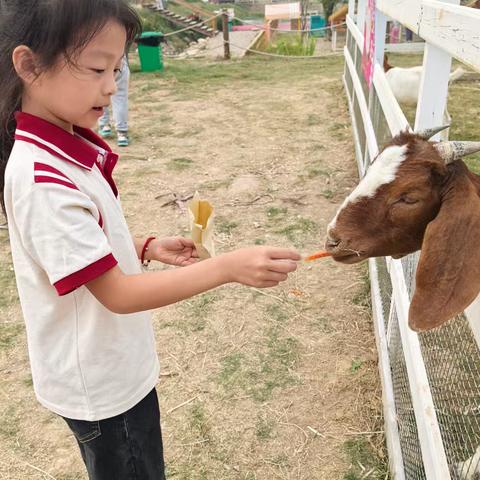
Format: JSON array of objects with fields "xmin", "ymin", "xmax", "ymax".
[{"xmin": 0, "ymin": 55, "xmax": 387, "ymax": 479}]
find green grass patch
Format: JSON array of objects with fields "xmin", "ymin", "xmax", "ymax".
[
  {"xmin": 351, "ymin": 265, "xmax": 371, "ymax": 310},
  {"xmin": 216, "ymin": 218, "xmax": 238, "ymax": 235},
  {"xmin": 266, "ymin": 206, "xmax": 288, "ymax": 219},
  {"xmin": 0, "ymin": 240, "xmax": 18, "ymax": 309},
  {"xmin": 266, "ymin": 34, "xmax": 316, "ymax": 57},
  {"xmin": 309, "ymin": 315, "xmax": 332, "ymax": 332},
  {"xmin": 189, "ymin": 403, "xmax": 211, "ymax": 440},
  {"xmin": 256, "ymin": 416, "xmax": 275, "ymax": 440},
  {"xmin": 167, "ymin": 157, "xmax": 194, "ymax": 171},
  {"xmin": 343, "ymin": 437, "xmax": 389, "ymax": 480},
  {"xmin": 329, "ymin": 121, "xmax": 349, "ymax": 140},
  {"xmin": 217, "ymin": 326, "xmax": 299, "ymax": 402},
  {"xmin": 23, "ymin": 375, "xmax": 33, "ymax": 387},
  {"xmin": 275, "ymin": 217, "xmax": 318, "ymax": 247},
  {"xmin": 0, "ymin": 405, "xmax": 20, "ymax": 439},
  {"xmin": 350, "ymin": 359, "xmax": 363, "ymax": 374},
  {"xmin": 173, "ymin": 127, "xmax": 204, "ymax": 138},
  {"xmin": 178, "ymin": 292, "xmax": 217, "ymax": 332},
  {"xmin": 321, "ymin": 189, "xmax": 335, "ymax": 199},
  {"xmin": 306, "ymin": 113, "xmax": 323, "ymax": 126},
  {"xmin": 265, "ymin": 304, "xmax": 289, "ymax": 323},
  {"xmin": 310, "ymin": 143, "xmax": 327, "ymax": 152},
  {"xmin": 167, "ymin": 463, "xmax": 209, "ymax": 479},
  {"xmin": 0, "ymin": 323, "xmax": 23, "ymax": 351},
  {"xmin": 307, "ymin": 167, "xmax": 332, "ymax": 179},
  {"xmin": 199, "ymin": 178, "xmax": 231, "ymax": 191},
  {"xmin": 449, "ymin": 83, "xmax": 480, "ymax": 174},
  {"xmin": 136, "ymin": 81, "xmax": 161, "ymax": 94},
  {"xmin": 132, "ymin": 56, "xmax": 344, "ymax": 98}
]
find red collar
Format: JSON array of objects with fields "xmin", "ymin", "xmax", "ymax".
[{"xmin": 14, "ymin": 112, "xmax": 115, "ymax": 171}]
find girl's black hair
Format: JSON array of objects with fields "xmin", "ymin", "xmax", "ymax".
[{"xmin": 0, "ymin": 0, "xmax": 142, "ymax": 214}]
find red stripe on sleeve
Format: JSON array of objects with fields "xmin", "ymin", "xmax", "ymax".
[
  {"xmin": 34, "ymin": 176, "xmax": 79, "ymax": 190},
  {"xmin": 34, "ymin": 162, "xmax": 71, "ymax": 179},
  {"xmin": 54, "ymin": 253, "xmax": 118, "ymax": 296}
]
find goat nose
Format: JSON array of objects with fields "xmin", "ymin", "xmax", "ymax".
[{"xmin": 326, "ymin": 234, "xmax": 341, "ymax": 249}]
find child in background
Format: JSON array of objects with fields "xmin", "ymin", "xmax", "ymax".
[
  {"xmin": 98, "ymin": 55, "xmax": 130, "ymax": 147},
  {"xmin": 0, "ymin": 1, "xmax": 300, "ymax": 479}
]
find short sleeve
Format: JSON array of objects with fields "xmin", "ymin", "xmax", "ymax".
[{"xmin": 13, "ymin": 182, "xmax": 117, "ymax": 296}]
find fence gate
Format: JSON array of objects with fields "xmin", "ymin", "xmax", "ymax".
[{"xmin": 343, "ymin": 1, "xmax": 480, "ymax": 478}]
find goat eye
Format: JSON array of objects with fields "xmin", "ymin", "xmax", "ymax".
[{"xmin": 399, "ymin": 196, "xmax": 418, "ymax": 205}]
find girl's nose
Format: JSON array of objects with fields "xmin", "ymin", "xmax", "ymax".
[{"xmin": 104, "ymin": 74, "xmax": 118, "ymax": 96}]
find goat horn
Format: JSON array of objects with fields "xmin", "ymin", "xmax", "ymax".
[
  {"xmin": 434, "ymin": 141, "xmax": 480, "ymax": 163},
  {"xmin": 415, "ymin": 125, "xmax": 450, "ymax": 140}
]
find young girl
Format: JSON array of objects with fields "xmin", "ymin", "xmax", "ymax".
[{"xmin": 0, "ymin": 1, "xmax": 300, "ymax": 479}]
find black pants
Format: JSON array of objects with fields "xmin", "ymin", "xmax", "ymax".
[{"xmin": 62, "ymin": 388, "xmax": 165, "ymax": 480}]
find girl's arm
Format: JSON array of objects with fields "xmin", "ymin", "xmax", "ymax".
[
  {"xmin": 133, "ymin": 236, "xmax": 198, "ymax": 266},
  {"xmin": 133, "ymin": 237, "xmax": 146, "ymax": 260},
  {"xmin": 87, "ymin": 246, "xmax": 300, "ymax": 314}
]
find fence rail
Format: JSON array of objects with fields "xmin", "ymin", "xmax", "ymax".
[{"xmin": 344, "ymin": 1, "xmax": 480, "ymax": 478}]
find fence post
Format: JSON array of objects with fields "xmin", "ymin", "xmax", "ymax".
[
  {"xmin": 365, "ymin": 8, "xmax": 387, "ymax": 166},
  {"xmin": 414, "ymin": 0, "xmax": 460, "ymax": 138},
  {"xmin": 222, "ymin": 9, "xmax": 230, "ymax": 60},
  {"xmin": 348, "ymin": 0, "xmax": 356, "ymax": 20},
  {"xmin": 374, "ymin": 10, "xmax": 387, "ymax": 67},
  {"xmin": 356, "ymin": 0, "xmax": 366, "ymax": 32}
]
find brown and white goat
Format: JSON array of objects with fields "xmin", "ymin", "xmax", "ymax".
[{"xmin": 325, "ymin": 127, "xmax": 480, "ymax": 332}]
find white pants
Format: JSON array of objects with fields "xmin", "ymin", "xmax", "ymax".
[{"xmin": 99, "ymin": 61, "xmax": 130, "ymax": 132}]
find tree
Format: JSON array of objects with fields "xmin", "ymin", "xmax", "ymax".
[
  {"xmin": 322, "ymin": 0, "xmax": 338, "ymax": 22},
  {"xmin": 300, "ymin": 0, "xmax": 310, "ymax": 41}
]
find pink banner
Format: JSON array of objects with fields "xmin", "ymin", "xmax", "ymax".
[{"xmin": 361, "ymin": 0, "xmax": 376, "ymax": 88}]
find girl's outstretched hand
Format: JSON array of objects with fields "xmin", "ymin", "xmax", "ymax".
[
  {"xmin": 223, "ymin": 246, "xmax": 301, "ymax": 288},
  {"xmin": 150, "ymin": 237, "xmax": 199, "ymax": 266}
]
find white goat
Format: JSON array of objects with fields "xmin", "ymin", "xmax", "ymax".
[
  {"xmin": 384, "ymin": 55, "xmax": 465, "ymax": 106},
  {"xmin": 384, "ymin": 55, "xmax": 465, "ymax": 140}
]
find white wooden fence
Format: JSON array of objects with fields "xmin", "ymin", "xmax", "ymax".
[{"xmin": 343, "ymin": 1, "xmax": 480, "ymax": 478}]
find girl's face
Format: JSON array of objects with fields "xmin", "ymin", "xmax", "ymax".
[{"xmin": 25, "ymin": 20, "xmax": 127, "ymax": 133}]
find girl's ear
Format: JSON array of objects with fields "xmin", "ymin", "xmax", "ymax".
[
  {"xmin": 12, "ymin": 45, "xmax": 40, "ymax": 84},
  {"xmin": 409, "ymin": 163, "xmax": 480, "ymax": 331}
]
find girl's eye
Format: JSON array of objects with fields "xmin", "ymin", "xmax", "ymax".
[{"xmin": 92, "ymin": 69, "xmax": 105, "ymax": 74}]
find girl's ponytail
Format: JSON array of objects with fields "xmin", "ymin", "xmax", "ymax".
[
  {"xmin": 0, "ymin": 1, "xmax": 23, "ymax": 215},
  {"xmin": 0, "ymin": 97, "xmax": 19, "ymax": 216}
]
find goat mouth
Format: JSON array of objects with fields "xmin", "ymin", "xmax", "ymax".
[
  {"xmin": 332, "ymin": 253, "xmax": 367, "ymax": 264},
  {"xmin": 326, "ymin": 246, "xmax": 366, "ymax": 264}
]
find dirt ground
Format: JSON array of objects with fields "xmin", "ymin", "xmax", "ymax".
[{"xmin": 0, "ymin": 56, "xmax": 387, "ymax": 479}]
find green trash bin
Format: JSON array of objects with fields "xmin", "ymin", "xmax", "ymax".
[{"xmin": 136, "ymin": 31, "xmax": 164, "ymax": 72}]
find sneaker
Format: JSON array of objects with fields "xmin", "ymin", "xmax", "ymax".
[
  {"xmin": 117, "ymin": 131, "xmax": 129, "ymax": 147},
  {"xmin": 99, "ymin": 124, "xmax": 113, "ymax": 139}
]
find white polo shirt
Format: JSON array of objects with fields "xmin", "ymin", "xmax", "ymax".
[{"xmin": 4, "ymin": 112, "xmax": 159, "ymax": 421}]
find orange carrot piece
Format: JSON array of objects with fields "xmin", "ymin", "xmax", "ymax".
[{"xmin": 304, "ymin": 250, "xmax": 332, "ymax": 262}]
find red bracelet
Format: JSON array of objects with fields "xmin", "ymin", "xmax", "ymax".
[{"xmin": 141, "ymin": 236, "xmax": 156, "ymax": 267}]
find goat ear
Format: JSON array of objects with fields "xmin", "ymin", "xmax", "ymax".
[{"xmin": 409, "ymin": 166, "xmax": 480, "ymax": 331}]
